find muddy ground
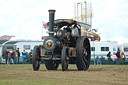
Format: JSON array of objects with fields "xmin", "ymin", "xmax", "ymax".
[{"xmin": 0, "ymin": 64, "xmax": 128, "ymax": 85}]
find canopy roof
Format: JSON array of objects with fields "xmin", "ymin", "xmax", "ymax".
[
  {"xmin": 47, "ymin": 19, "xmax": 100, "ymax": 41},
  {"xmin": 47, "ymin": 19, "xmax": 91, "ymax": 28}
]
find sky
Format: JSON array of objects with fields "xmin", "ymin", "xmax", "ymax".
[{"xmin": 0, "ymin": 0, "xmax": 128, "ymax": 44}]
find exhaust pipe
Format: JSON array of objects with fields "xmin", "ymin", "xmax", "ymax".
[{"xmin": 48, "ymin": 10, "xmax": 56, "ymax": 36}]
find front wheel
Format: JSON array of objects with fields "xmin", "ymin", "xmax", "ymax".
[
  {"xmin": 32, "ymin": 46, "xmax": 41, "ymax": 71},
  {"xmin": 61, "ymin": 46, "xmax": 69, "ymax": 71},
  {"xmin": 45, "ymin": 60, "xmax": 59, "ymax": 70}
]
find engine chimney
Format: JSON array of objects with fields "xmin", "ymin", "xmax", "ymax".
[{"xmin": 48, "ymin": 10, "xmax": 56, "ymax": 36}]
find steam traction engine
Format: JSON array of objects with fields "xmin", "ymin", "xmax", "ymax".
[{"xmin": 32, "ymin": 10, "xmax": 91, "ymax": 71}]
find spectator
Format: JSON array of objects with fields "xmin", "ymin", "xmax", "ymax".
[
  {"xmin": 120, "ymin": 52, "xmax": 126, "ymax": 61},
  {"xmin": 11, "ymin": 49, "xmax": 15, "ymax": 64},
  {"xmin": 2, "ymin": 51, "xmax": 5, "ymax": 59},
  {"xmin": 15, "ymin": 48, "xmax": 20, "ymax": 64},
  {"xmin": 8, "ymin": 50, "xmax": 11, "ymax": 64},
  {"xmin": 22, "ymin": 49, "xmax": 27, "ymax": 64},
  {"xmin": 3, "ymin": 50, "xmax": 9, "ymax": 64},
  {"xmin": 29, "ymin": 49, "xmax": 33, "ymax": 64},
  {"xmin": 107, "ymin": 51, "xmax": 112, "ymax": 63},
  {"xmin": 100, "ymin": 56, "xmax": 105, "ymax": 64},
  {"xmin": 107, "ymin": 51, "xmax": 111, "ymax": 58},
  {"xmin": 26, "ymin": 52, "xmax": 30, "ymax": 64},
  {"xmin": 112, "ymin": 52, "xmax": 118, "ymax": 64},
  {"xmin": 95, "ymin": 56, "xmax": 100, "ymax": 65},
  {"xmin": 116, "ymin": 49, "xmax": 121, "ymax": 60},
  {"xmin": 112, "ymin": 52, "xmax": 117, "ymax": 60}
]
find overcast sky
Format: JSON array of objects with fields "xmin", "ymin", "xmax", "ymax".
[{"xmin": 0, "ymin": 0, "xmax": 128, "ymax": 44}]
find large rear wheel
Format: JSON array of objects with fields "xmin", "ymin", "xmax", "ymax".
[
  {"xmin": 32, "ymin": 46, "xmax": 41, "ymax": 71},
  {"xmin": 76, "ymin": 36, "xmax": 91, "ymax": 71}
]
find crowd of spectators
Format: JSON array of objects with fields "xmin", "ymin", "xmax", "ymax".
[
  {"xmin": 95, "ymin": 49, "xmax": 127, "ymax": 65},
  {"xmin": 2, "ymin": 48, "xmax": 33, "ymax": 64}
]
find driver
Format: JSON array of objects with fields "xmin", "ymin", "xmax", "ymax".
[{"xmin": 66, "ymin": 26, "xmax": 72, "ymax": 41}]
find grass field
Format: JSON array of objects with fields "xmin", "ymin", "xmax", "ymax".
[{"xmin": 0, "ymin": 64, "xmax": 128, "ymax": 85}]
